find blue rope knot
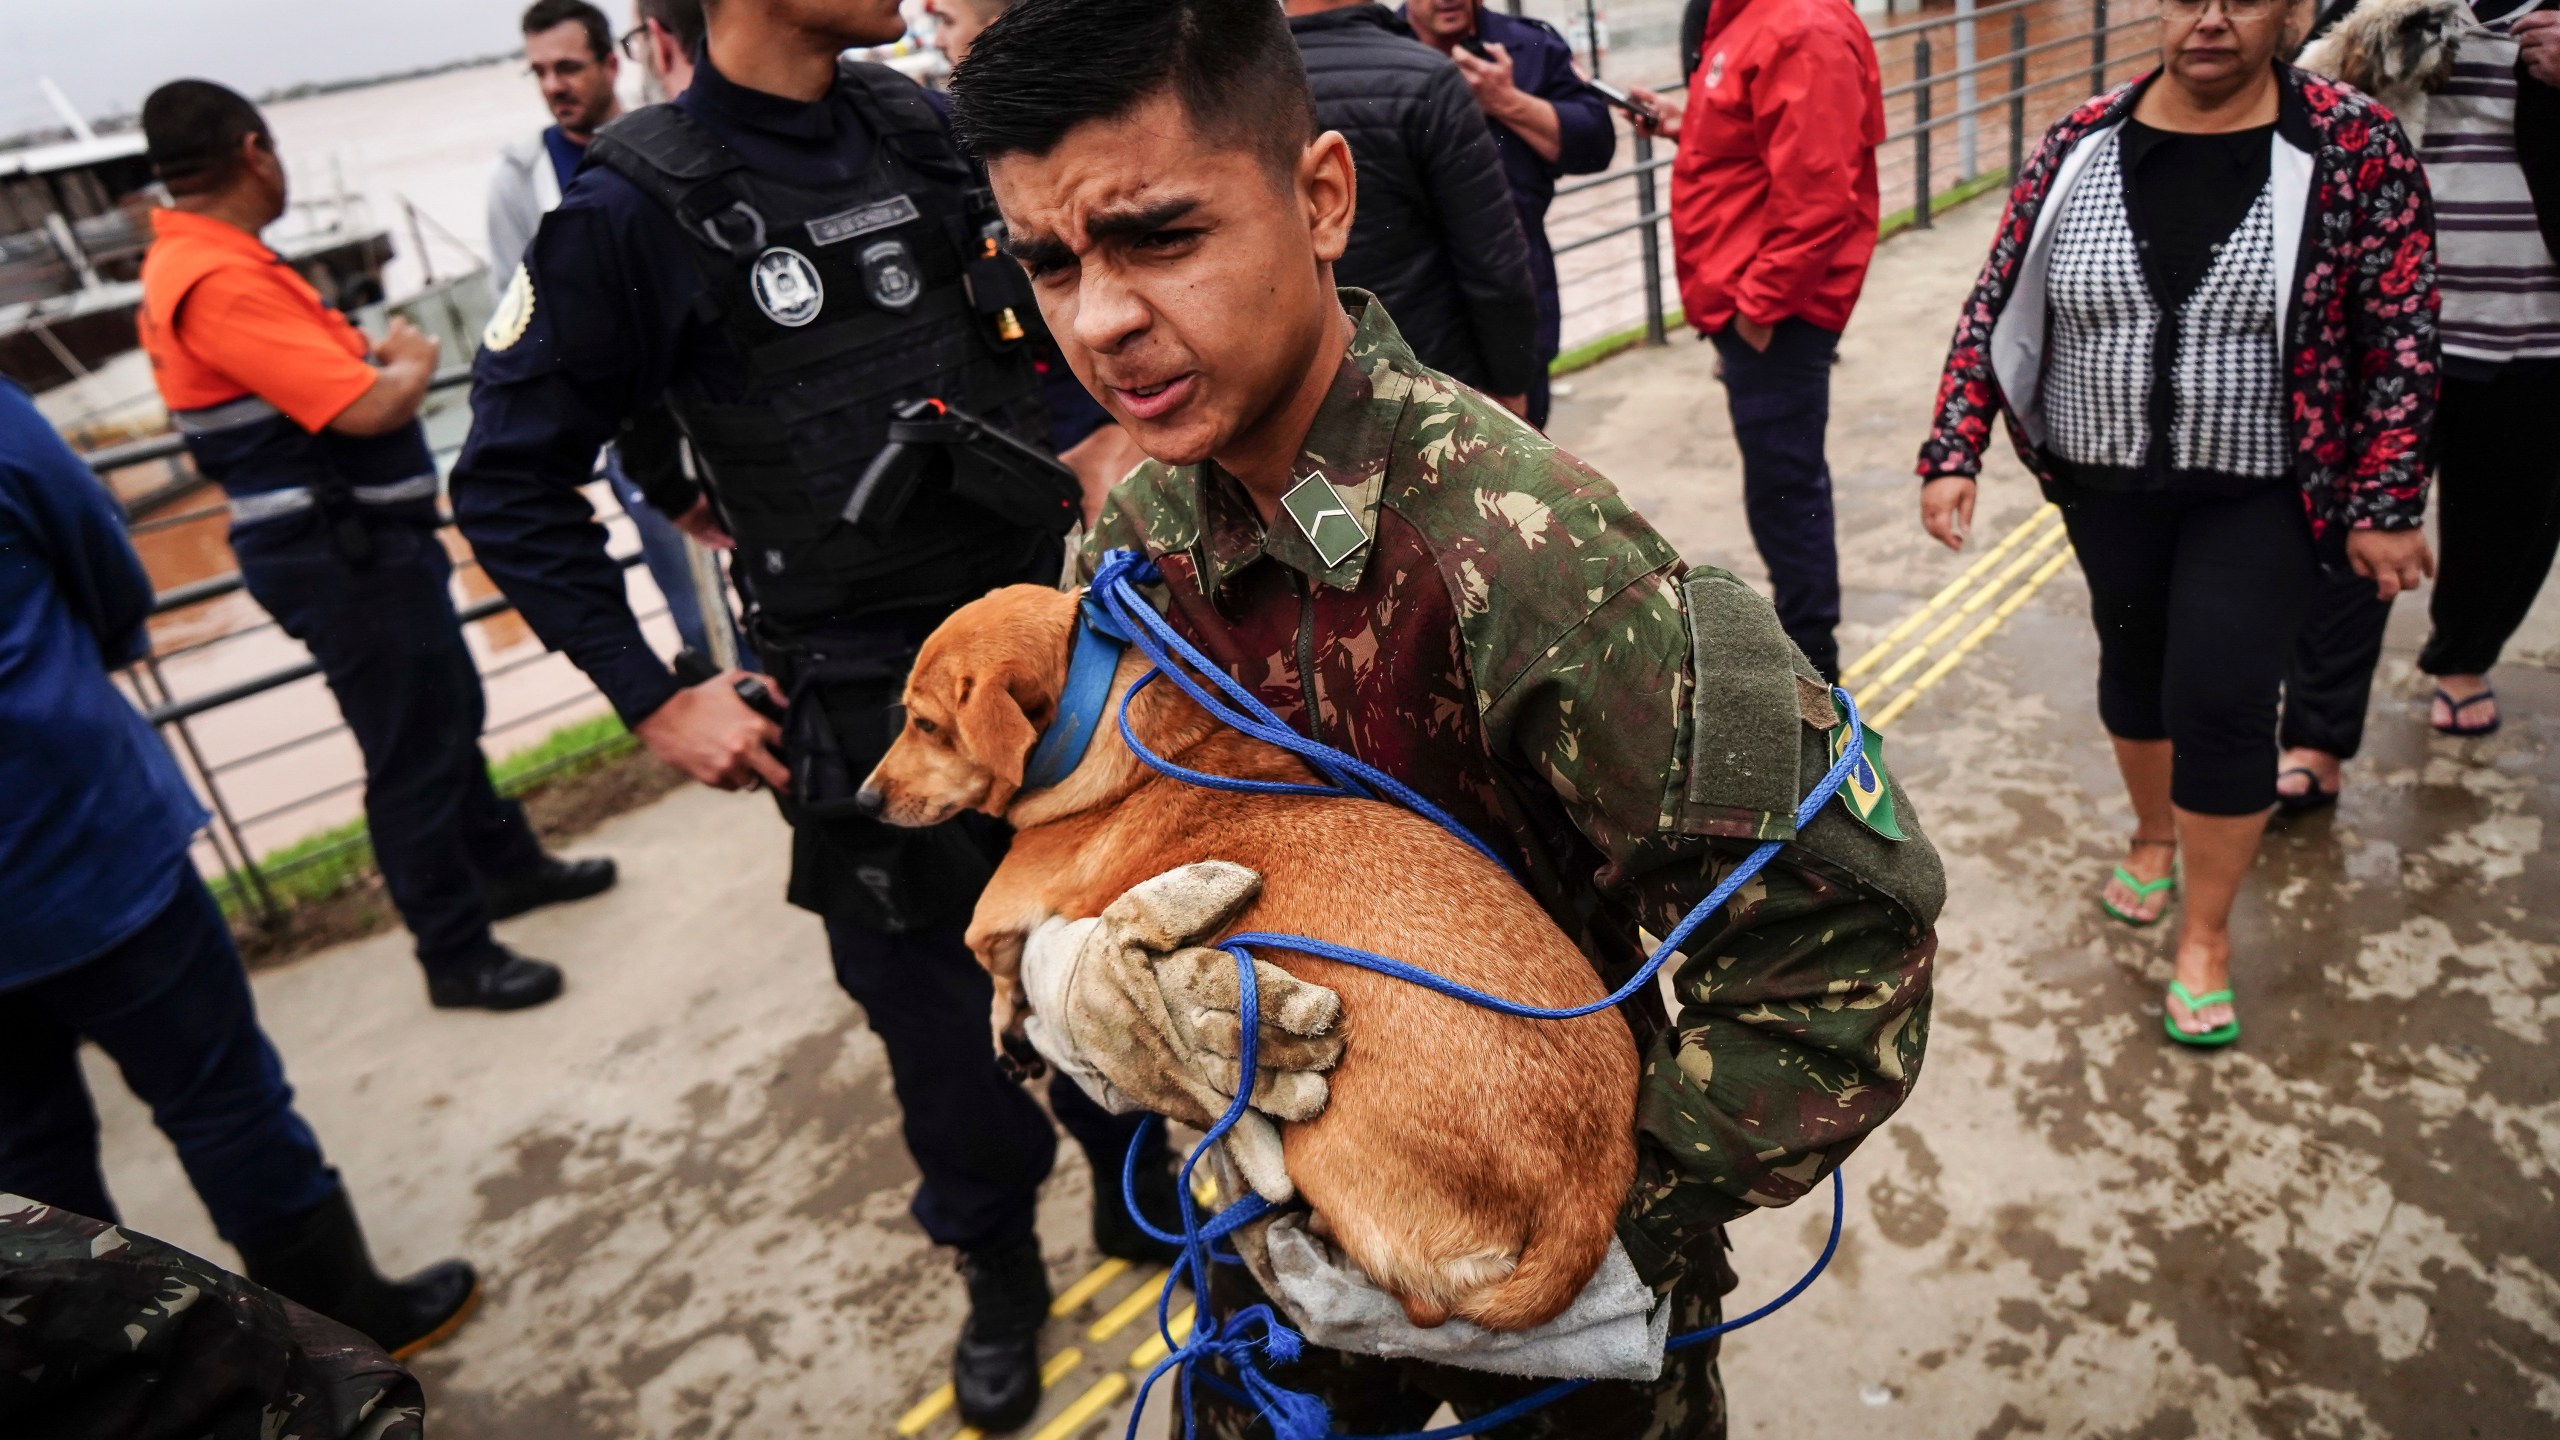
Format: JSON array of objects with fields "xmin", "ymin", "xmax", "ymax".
[{"xmin": 1081, "ymin": 549, "xmax": 1859, "ymax": 1440}]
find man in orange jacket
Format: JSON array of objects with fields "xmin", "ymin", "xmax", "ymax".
[
  {"xmin": 136, "ymin": 80, "xmax": 614, "ymax": 1012},
  {"xmin": 1634, "ymin": 0, "xmax": 1884, "ymax": 680}
]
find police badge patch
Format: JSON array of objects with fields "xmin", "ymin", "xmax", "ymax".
[
  {"xmin": 859, "ymin": 240, "xmax": 922, "ymax": 313},
  {"xmin": 750, "ymin": 247, "xmax": 825, "ymax": 327},
  {"xmin": 483, "ymin": 264, "xmax": 535, "ymax": 350}
]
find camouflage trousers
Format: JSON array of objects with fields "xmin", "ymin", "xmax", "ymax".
[{"xmin": 1186, "ymin": 1234, "xmax": 1734, "ymax": 1440}]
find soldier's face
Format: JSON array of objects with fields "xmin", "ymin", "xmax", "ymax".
[{"xmin": 988, "ymin": 91, "xmax": 1355, "ymax": 469}]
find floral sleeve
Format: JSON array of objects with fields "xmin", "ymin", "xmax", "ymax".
[{"xmin": 2304, "ymin": 89, "xmax": 2439, "ymax": 532}]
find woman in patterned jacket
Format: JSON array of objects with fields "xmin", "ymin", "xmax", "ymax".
[{"xmin": 1914, "ymin": 0, "xmax": 2438, "ymax": 1047}]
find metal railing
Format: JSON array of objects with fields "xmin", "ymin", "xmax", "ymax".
[
  {"xmin": 79, "ymin": 0, "xmax": 2159, "ymax": 928},
  {"xmin": 91, "ymin": 413, "xmax": 671, "ymax": 928},
  {"xmin": 1541, "ymin": 0, "xmax": 2154, "ymax": 358}
]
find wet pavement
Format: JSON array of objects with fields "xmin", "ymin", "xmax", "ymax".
[{"xmin": 87, "ymin": 195, "xmax": 2560, "ymax": 1439}]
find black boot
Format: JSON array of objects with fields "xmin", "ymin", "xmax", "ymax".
[
  {"xmin": 1091, "ymin": 1154, "xmax": 1184, "ymax": 1265},
  {"xmin": 237, "ymin": 1186, "xmax": 479, "ymax": 1360},
  {"xmin": 482, "ymin": 853, "xmax": 618, "ymax": 921},
  {"xmin": 425, "ymin": 944, "xmax": 564, "ymax": 1011},
  {"xmin": 952, "ymin": 1234, "xmax": 1050, "ymax": 1432}
]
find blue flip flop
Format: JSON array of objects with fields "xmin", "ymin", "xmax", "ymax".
[{"xmin": 2433, "ymin": 686, "xmax": 2500, "ymax": 737}]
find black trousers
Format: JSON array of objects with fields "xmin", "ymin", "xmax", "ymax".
[
  {"xmin": 236, "ymin": 521, "xmax": 547, "ymax": 974},
  {"xmin": 0, "ymin": 873, "xmax": 338, "ymax": 1248},
  {"xmin": 2281, "ymin": 362, "xmax": 2560, "ymax": 753},
  {"xmin": 1709, "ymin": 319, "xmax": 1845, "ymax": 678},
  {"xmin": 823, "ymin": 919, "xmax": 1161, "ymax": 1250},
  {"xmin": 2421, "ymin": 362, "xmax": 2560, "ymax": 675},
  {"xmin": 2058, "ymin": 485, "xmax": 2319, "ymax": 815}
]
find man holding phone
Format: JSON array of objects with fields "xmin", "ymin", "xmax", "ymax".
[{"xmin": 1404, "ymin": 0, "xmax": 1616, "ymax": 428}]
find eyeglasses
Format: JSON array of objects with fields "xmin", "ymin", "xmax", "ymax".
[
  {"xmin": 2160, "ymin": 0, "xmax": 2282, "ymax": 18},
  {"xmin": 617, "ymin": 23, "xmax": 651, "ymax": 62}
]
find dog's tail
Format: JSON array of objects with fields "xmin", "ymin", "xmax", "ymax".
[{"xmin": 1448, "ymin": 1194, "xmax": 1618, "ymax": 1333}]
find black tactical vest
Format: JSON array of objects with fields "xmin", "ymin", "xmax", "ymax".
[{"xmin": 587, "ymin": 61, "xmax": 1060, "ymax": 628}]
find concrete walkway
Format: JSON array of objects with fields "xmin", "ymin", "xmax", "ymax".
[{"xmin": 92, "ymin": 195, "xmax": 2560, "ymax": 1439}]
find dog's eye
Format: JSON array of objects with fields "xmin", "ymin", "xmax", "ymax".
[{"xmin": 913, "ymin": 715, "xmax": 938, "ymax": 736}]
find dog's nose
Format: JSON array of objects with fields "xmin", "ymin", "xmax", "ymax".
[{"xmin": 852, "ymin": 785, "xmax": 885, "ymax": 819}]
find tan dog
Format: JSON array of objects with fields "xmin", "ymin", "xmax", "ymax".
[{"xmin": 861, "ymin": 584, "xmax": 1638, "ymax": 1332}]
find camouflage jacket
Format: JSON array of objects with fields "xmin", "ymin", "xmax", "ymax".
[
  {"xmin": 1082, "ymin": 295, "xmax": 1943, "ymax": 1288},
  {"xmin": 0, "ymin": 1196, "xmax": 423, "ymax": 1440}
]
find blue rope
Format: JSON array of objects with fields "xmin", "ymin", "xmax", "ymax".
[{"xmin": 1081, "ymin": 549, "xmax": 1860, "ymax": 1440}]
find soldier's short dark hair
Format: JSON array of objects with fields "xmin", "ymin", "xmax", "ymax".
[
  {"xmin": 522, "ymin": 0, "xmax": 613, "ymax": 60},
  {"xmin": 140, "ymin": 80, "xmax": 271, "ymax": 196},
  {"xmin": 635, "ymin": 0, "xmax": 705, "ymax": 53},
  {"xmin": 949, "ymin": 0, "xmax": 1316, "ymax": 176}
]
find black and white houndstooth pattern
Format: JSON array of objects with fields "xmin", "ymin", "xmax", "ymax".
[
  {"xmin": 2043, "ymin": 127, "xmax": 2287, "ymax": 479},
  {"xmin": 2169, "ymin": 187, "xmax": 2285, "ymax": 477}
]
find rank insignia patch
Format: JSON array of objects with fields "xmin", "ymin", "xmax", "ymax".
[{"xmin": 1279, "ymin": 472, "xmax": 1369, "ymax": 568}]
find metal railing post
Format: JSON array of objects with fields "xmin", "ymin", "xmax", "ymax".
[
  {"xmin": 1914, "ymin": 34, "xmax": 1935, "ymax": 229},
  {"xmin": 2092, "ymin": 0, "xmax": 2110, "ymax": 93},
  {"xmin": 138, "ymin": 656, "xmax": 282, "ymax": 929},
  {"xmin": 1634, "ymin": 129, "xmax": 1667, "ymax": 344},
  {"xmin": 2009, "ymin": 10, "xmax": 2029, "ymax": 181}
]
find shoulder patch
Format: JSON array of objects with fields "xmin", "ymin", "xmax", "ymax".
[
  {"xmin": 1831, "ymin": 692, "xmax": 1904, "ymax": 842},
  {"xmin": 483, "ymin": 264, "xmax": 535, "ymax": 351}
]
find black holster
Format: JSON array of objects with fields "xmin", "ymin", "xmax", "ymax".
[{"xmin": 764, "ymin": 629, "xmax": 1003, "ymax": 933}]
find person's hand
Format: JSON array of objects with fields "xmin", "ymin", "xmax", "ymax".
[
  {"xmin": 1018, "ymin": 862, "xmax": 1345, "ymax": 1203},
  {"xmin": 2516, "ymin": 11, "xmax": 2560, "ymax": 87},
  {"xmin": 373, "ymin": 316, "xmax": 438, "ymax": 371},
  {"xmin": 1451, "ymin": 40, "xmax": 1526, "ymax": 117},
  {"xmin": 1492, "ymin": 391, "xmax": 1531, "ymax": 419},
  {"xmin": 1733, "ymin": 316, "xmax": 1775, "ymax": 352},
  {"xmin": 635, "ymin": 672, "xmax": 788, "ymax": 791},
  {"xmin": 1920, "ymin": 474, "xmax": 1977, "ymax": 551},
  {"xmin": 1626, "ymin": 84, "xmax": 1683, "ymax": 137},
  {"xmin": 671, "ymin": 495, "xmax": 734, "ymax": 549},
  {"xmin": 2346, "ymin": 526, "xmax": 2435, "ymax": 601}
]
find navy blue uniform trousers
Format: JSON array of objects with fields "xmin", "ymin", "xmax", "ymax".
[
  {"xmin": 824, "ymin": 919, "xmax": 1160, "ymax": 1250},
  {"xmin": 0, "ymin": 873, "xmax": 338, "ymax": 1247},
  {"xmin": 1709, "ymin": 318, "xmax": 1845, "ymax": 679},
  {"xmin": 235, "ymin": 520, "xmax": 546, "ymax": 974}
]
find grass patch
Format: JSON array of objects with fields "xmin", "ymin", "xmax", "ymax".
[{"xmin": 210, "ymin": 712, "xmax": 638, "ymax": 922}]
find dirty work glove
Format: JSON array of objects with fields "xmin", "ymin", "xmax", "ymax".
[{"xmin": 1018, "ymin": 861, "xmax": 1344, "ymax": 1204}]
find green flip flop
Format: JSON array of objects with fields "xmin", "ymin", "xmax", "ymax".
[
  {"xmin": 2163, "ymin": 981, "xmax": 2240, "ymax": 1047},
  {"xmin": 2100, "ymin": 837, "xmax": 2178, "ymax": 926}
]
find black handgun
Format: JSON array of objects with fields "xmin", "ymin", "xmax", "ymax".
[
  {"xmin": 672, "ymin": 648, "xmax": 785, "ymax": 724},
  {"xmin": 842, "ymin": 397, "xmax": 1082, "ymax": 539}
]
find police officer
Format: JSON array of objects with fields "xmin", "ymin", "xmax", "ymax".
[
  {"xmin": 446, "ymin": 0, "xmax": 1172, "ymax": 1427},
  {"xmin": 135, "ymin": 81, "xmax": 614, "ymax": 1014}
]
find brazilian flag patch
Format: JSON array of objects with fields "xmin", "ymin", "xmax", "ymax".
[{"xmin": 1830, "ymin": 695, "xmax": 1904, "ymax": 841}]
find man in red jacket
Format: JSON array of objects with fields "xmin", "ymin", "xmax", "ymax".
[{"xmin": 1634, "ymin": 0, "xmax": 1883, "ymax": 680}]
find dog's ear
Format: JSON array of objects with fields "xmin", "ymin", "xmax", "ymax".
[{"xmin": 955, "ymin": 670, "xmax": 1040, "ymax": 791}]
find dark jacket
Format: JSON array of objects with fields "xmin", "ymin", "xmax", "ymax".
[{"xmin": 1290, "ymin": 4, "xmax": 1543, "ymax": 395}]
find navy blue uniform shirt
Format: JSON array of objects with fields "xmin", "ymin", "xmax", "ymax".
[
  {"xmin": 452, "ymin": 51, "xmax": 1107, "ymax": 727},
  {"xmin": 0, "ymin": 380, "xmax": 209, "ymax": 985},
  {"xmin": 1407, "ymin": 6, "xmax": 1616, "ymax": 352}
]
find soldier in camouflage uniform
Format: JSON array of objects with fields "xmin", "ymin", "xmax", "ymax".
[
  {"xmin": 953, "ymin": 0, "xmax": 1942, "ymax": 1431},
  {"xmin": 0, "ymin": 1196, "xmax": 423, "ymax": 1440}
]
